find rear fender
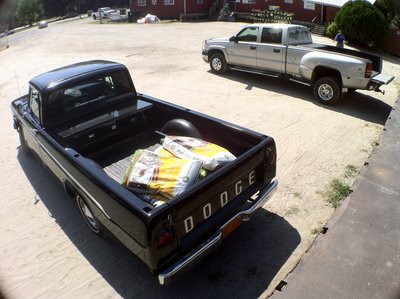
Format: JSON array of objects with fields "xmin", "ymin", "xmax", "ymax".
[{"xmin": 310, "ymin": 66, "xmax": 342, "ymax": 86}]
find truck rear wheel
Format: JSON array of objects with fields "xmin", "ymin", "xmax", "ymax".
[
  {"xmin": 313, "ymin": 77, "xmax": 341, "ymax": 105},
  {"xmin": 76, "ymin": 194, "xmax": 106, "ymax": 238},
  {"xmin": 210, "ymin": 53, "xmax": 227, "ymax": 74},
  {"xmin": 93, "ymin": 15, "xmax": 97, "ymax": 20}
]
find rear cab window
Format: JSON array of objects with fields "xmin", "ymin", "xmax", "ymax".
[
  {"xmin": 46, "ymin": 70, "xmax": 133, "ymax": 128},
  {"xmin": 46, "ymin": 71, "xmax": 137, "ymax": 134},
  {"xmin": 287, "ymin": 27, "xmax": 312, "ymax": 45}
]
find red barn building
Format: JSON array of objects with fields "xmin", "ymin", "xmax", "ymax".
[{"xmin": 129, "ymin": 0, "xmax": 374, "ymax": 24}]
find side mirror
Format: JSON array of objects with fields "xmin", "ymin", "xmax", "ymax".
[{"xmin": 229, "ymin": 36, "xmax": 238, "ymax": 43}]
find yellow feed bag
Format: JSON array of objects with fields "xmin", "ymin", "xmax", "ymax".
[
  {"xmin": 162, "ymin": 136, "xmax": 236, "ymax": 171},
  {"xmin": 122, "ymin": 149, "xmax": 202, "ymax": 199}
]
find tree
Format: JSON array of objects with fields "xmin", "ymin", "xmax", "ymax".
[
  {"xmin": 335, "ymin": 0, "xmax": 389, "ymax": 47},
  {"xmin": 375, "ymin": 0, "xmax": 400, "ymax": 27},
  {"xmin": 17, "ymin": 0, "xmax": 42, "ymax": 26}
]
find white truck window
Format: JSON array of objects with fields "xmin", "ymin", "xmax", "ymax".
[
  {"xmin": 261, "ymin": 28, "xmax": 283, "ymax": 44},
  {"xmin": 237, "ymin": 27, "xmax": 259, "ymax": 42},
  {"xmin": 287, "ymin": 28, "xmax": 312, "ymax": 45}
]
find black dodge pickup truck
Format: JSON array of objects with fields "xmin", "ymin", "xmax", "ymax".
[{"xmin": 11, "ymin": 60, "xmax": 277, "ymax": 284}]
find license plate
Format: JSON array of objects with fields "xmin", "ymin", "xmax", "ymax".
[{"xmin": 222, "ymin": 215, "xmax": 242, "ymax": 239}]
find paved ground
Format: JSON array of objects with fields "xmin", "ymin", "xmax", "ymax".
[
  {"xmin": 272, "ymin": 96, "xmax": 400, "ymax": 299},
  {"xmin": 0, "ymin": 17, "xmax": 399, "ymax": 298}
]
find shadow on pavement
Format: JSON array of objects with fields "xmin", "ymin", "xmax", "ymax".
[
  {"xmin": 18, "ymin": 148, "xmax": 300, "ymax": 299},
  {"xmin": 215, "ymin": 70, "xmax": 393, "ymax": 125}
]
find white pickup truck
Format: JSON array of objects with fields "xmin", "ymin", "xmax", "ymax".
[
  {"xmin": 202, "ymin": 24, "xmax": 394, "ymax": 104},
  {"xmin": 92, "ymin": 7, "xmax": 117, "ymax": 20}
]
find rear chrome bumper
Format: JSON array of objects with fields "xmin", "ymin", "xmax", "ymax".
[{"xmin": 158, "ymin": 179, "xmax": 278, "ymax": 285}]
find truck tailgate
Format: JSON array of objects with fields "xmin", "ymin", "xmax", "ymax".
[{"xmin": 371, "ymin": 73, "xmax": 395, "ymax": 85}]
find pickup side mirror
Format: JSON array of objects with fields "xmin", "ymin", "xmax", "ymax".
[{"xmin": 229, "ymin": 36, "xmax": 238, "ymax": 43}]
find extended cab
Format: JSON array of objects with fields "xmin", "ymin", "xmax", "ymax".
[
  {"xmin": 11, "ymin": 61, "xmax": 277, "ymax": 284},
  {"xmin": 202, "ymin": 24, "xmax": 395, "ymax": 105}
]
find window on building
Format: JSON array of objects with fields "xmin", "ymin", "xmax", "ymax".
[
  {"xmin": 164, "ymin": 0, "xmax": 174, "ymax": 5},
  {"xmin": 137, "ymin": 0, "xmax": 146, "ymax": 6},
  {"xmin": 304, "ymin": 0, "xmax": 315, "ymax": 10},
  {"xmin": 242, "ymin": 0, "xmax": 256, "ymax": 4},
  {"xmin": 236, "ymin": 27, "xmax": 259, "ymax": 42},
  {"xmin": 261, "ymin": 28, "xmax": 283, "ymax": 44},
  {"xmin": 268, "ymin": 5, "xmax": 280, "ymax": 10},
  {"xmin": 285, "ymin": 0, "xmax": 293, "ymax": 3},
  {"xmin": 152, "ymin": 0, "xmax": 157, "ymax": 5},
  {"xmin": 197, "ymin": 0, "xmax": 203, "ymax": 4}
]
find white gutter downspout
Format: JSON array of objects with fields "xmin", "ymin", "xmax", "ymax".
[{"xmin": 184, "ymin": 0, "xmax": 187, "ymax": 14}]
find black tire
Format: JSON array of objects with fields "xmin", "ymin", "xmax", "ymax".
[
  {"xmin": 18, "ymin": 129, "xmax": 31, "ymax": 155},
  {"xmin": 93, "ymin": 15, "xmax": 97, "ymax": 20},
  {"xmin": 161, "ymin": 119, "xmax": 202, "ymax": 139},
  {"xmin": 209, "ymin": 53, "xmax": 227, "ymax": 74},
  {"xmin": 76, "ymin": 194, "xmax": 106, "ymax": 238},
  {"xmin": 313, "ymin": 77, "xmax": 342, "ymax": 105}
]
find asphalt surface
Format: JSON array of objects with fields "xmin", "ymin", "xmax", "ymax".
[{"xmin": 272, "ymin": 95, "xmax": 400, "ymax": 299}]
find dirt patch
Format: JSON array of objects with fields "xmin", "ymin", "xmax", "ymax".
[{"xmin": 0, "ymin": 18, "xmax": 399, "ymax": 298}]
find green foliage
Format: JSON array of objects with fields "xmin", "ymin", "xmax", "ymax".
[
  {"xmin": 326, "ymin": 22, "xmax": 338, "ymax": 38},
  {"xmin": 324, "ymin": 179, "xmax": 350, "ymax": 208},
  {"xmin": 345, "ymin": 165, "xmax": 358, "ymax": 178},
  {"xmin": 375, "ymin": 0, "xmax": 400, "ymax": 23},
  {"xmin": 394, "ymin": 15, "xmax": 400, "ymax": 28},
  {"xmin": 17, "ymin": 0, "xmax": 43, "ymax": 25},
  {"xmin": 311, "ymin": 227, "xmax": 322, "ymax": 235},
  {"xmin": 335, "ymin": 0, "xmax": 389, "ymax": 46}
]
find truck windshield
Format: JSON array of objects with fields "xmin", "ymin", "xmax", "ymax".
[{"xmin": 47, "ymin": 70, "xmax": 133, "ymax": 126}]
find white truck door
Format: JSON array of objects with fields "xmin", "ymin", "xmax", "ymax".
[
  {"xmin": 226, "ymin": 26, "xmax": 259, "ymax": 68},
  {"xmin": 256, "ymin": 27, "xmax": 285, "ymax": 73}
]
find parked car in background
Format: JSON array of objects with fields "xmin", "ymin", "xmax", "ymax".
[
  {"xmin": 92, "ymin": 7, "xmax": 117, "ymax": 20},
  {"xmin": 38, "ymin": 21, "xmax": 48, "ymax": 29}
]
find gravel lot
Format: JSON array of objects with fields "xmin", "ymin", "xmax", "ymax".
[{"xmin": 0, "ymin": 17, "xmax": 399, "ymax": 298}]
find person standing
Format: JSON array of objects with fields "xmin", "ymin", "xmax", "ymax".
[{"xmin": 334, "ymin": 30, "xmax": 345, "ymax": 48}]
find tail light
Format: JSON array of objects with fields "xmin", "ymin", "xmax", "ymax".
[
  {"xmin": 264, "ymin": 145, "xmax": 277, "ymax": 184},
  {"xmin": 157, "ymin": 228, "xmax": 172, "ymax": 248},
  {"xmin": 265, "ymin": 146, "xmax": 276, "ymax": 165},
  {"xmin": 365, "ymin": 62, "xmax": 372, "ymax": 78}
]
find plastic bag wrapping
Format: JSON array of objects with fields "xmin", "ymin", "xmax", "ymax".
[
  {"xmin": 162, "ymin": 136, "xmax": 236, "ymax": 171},
  {"xmin": 122, "ymin": 149, "xmax": 202, "ymax": 201}
]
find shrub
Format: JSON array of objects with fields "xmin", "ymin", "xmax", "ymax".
[
  {"xmin": 326, "ymin": 22, "xmax": 338, "ymax": 38},
  {"xmin": 335, "ymin": 0, "xmax": 389, "ymax": 46}
]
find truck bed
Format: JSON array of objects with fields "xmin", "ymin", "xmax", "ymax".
[
  {"xmin": 86, "ymin": 127, "xmax": 160, "ymax": 173},
  {"xmin": 305, "ymin": 43, "xmax": 382, "ymax": 72},
  {"xmin": 103, "ymin": 155, "xmax": 131, "ymax": 184},
  {"xmin": 102, "ymin": 143, "xmax": 160, "ymax": 184}
]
